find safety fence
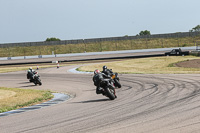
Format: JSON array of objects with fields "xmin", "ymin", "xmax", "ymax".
[
  {"xmin": 0, "ymin": 32, "xmax": 200, "ymax": 57},
  {"xmin": 0, "ymin": 31, "xmax": 200, "ymax": 48}
]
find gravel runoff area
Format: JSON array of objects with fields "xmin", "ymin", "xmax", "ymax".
[{"xmin": 176, "ymin": 59, "xmax": 200, "ymax": 68}]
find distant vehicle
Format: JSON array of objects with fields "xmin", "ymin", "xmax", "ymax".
[{"xmin": 165, "ymin": 48, "xmax": 189, "ymax": 56}]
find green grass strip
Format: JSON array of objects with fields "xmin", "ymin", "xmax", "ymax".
[{"xmin": 0, "ymin": 87, "xmax": 53, "ymax": 113}]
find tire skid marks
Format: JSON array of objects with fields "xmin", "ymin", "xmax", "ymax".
[
  {"xmin": 70, "ymin": 78, "xmax": 163, "ymax": 132},
  {"xmin": 11, "ymin": 74, "xmax": 200, "ymax": 133},
  {"xmin": 43, "ymin": 75, "xmax": 200, "ymax": 133},
  {"xmin": 94, "ymin": 75, "xmax": 200, "ymax": 133},
  {"xmin": 18, "ymin": 80, "xmax": 138, "ymax": 133}
]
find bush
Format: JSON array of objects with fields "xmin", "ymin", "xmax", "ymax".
[
  {"xmin": 46, "ymin": 37, "xmax": 61, "ymax": 41},
  {"xmin": 139, "ymin": 30, "xmax": 151, "ymax": 36}
]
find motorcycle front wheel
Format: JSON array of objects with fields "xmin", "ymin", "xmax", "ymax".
[
  {"xmin": 104, "ymin": 86, "xmax": 116, "ymax": 100},
  {"xmin": 34, "ymin": 81, "xmax": 37, "ymax": 85},
  {"xmin": 38, "ymin": 79, "xmax": 42, "ymax": 86}
]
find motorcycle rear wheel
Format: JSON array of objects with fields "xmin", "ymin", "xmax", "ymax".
[
  {"xmin": 38, "ymin": 79, "xmax": 42, "ymax": 86},
  {"xmin": 114, "ymin": 79, "xmax": 121, "ymax": 88}
]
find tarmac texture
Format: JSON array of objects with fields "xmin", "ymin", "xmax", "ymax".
[{"xmin": 1, "ymin": 64, "xmax": 200, "ymax": 133}]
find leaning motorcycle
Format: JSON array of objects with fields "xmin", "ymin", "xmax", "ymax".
[
  {"xmin": 99, "ymin": 77, "xmax": 116, "ymax": 100},
  {"xmin": 111, "ymin": 72, "xmax": 121, "ymax": 88},
  {"xmin": 33, "ymin": 72, "xmax": 42, "ymax": 86}
]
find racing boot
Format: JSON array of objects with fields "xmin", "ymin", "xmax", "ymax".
[{"xmin": 96, "ymin": 87, "xmax": 103, "ymax": 94}]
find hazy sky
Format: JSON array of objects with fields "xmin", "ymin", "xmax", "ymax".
[{"xmin": 0, "ymin": 0, "xmax": 199, "ymax": 43}]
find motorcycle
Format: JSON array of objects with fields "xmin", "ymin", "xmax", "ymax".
[
  {"xmin": 99, "ymin": 76, "xmax": 116, "ymax": 100},
  {"xmin": 111, "ymin": 72, "xmax": 121, "ymax": 88},
  {"xmin": 105, "ymin": 69, "xmax": 121, "ymax": 88},
  {"xmin": 32, "ymin": 72, "xmax": 42, "ymax": 86}
]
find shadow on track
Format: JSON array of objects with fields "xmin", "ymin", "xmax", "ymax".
[
  {"xmin": 75, "ymin": 98, "xmax": 110, "ymax": 103},
  {"xmin": 20, "ymin": 84, "xmax": 37, "ymax": 88},
  {"xmin": 18, "ymin": 82, "xmax": 32, "ymax": 84},
  {"xmin": 83, "ymin": 89, "xmax": 94, "ymax": 92}
]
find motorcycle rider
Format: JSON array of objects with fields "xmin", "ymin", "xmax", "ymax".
[
  {"xmin": 93, "ymin": 69, "xmax": 111, "ymax": 94},
  {"xmin": 27, "ymin": 67, "xmax": 33, "ymax": 79},
  {"xmin": 102, "ymin": 65, "xmax": 121, "ymax": 88},
  {"xmin": 28, "ymin": 67, "xmax": 33, "ymax": 72},
  {"xmin": 27, "ymin": 67, "xmax": 36, "ymax": 82},
  {"xmin": 102, "ymin": 66, "xmax": 113, "ymax": 77}
]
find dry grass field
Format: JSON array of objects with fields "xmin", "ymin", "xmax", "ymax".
[
  {"xmin": 78, "ymin": 56, "xmax": 200, "ymax": 74},
  {"xmin": 0, "ymin": 87, "xmax": 53, "ymax": 113},
  {"xmin": 0, "ymin": 63, "xmax": 75, "ymax": 73}
]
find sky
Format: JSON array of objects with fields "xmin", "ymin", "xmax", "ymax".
[{"xmin": 0, "ymin": 0, "xmax": 200, "ymax": 44}]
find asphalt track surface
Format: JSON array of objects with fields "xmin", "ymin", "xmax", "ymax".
[{"xmin": 1, "ymin": 63, "xmax": 200, "ymax": 133}]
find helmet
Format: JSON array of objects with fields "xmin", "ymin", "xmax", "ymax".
[
  {"xmin": 103, "ymin": 66, "xmax": 107, "ymax": 71},
  {"xmin": 94, "ymin": 69, "xmax": 100, "ymax": 75},
  {"xmin": 29, "ymin": 67, "xmax": 33, "ymax": 72}
]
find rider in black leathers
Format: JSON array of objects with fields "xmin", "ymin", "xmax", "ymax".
[
  {"xmin": 102, "ymin": 65, "xmax": 121, "ymax": 88},
  {"xmin": 102, "ymin": 66, "xmax": 113, "ymax": 78},
  {"xmin": 93, "ymin": 69, "xmax": 111, "ymax": 94},
  {"xmin": 27, "ymin": 67, "xmax": 38, "ymax": 82},
  {"xmin": 27, "ymin": 67, "xmax": 34, "ymax": 81}
]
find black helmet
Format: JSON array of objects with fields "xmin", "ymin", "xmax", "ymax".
[{"xmin": 103, "ymin": 66, "xmax": 107, "ymax": 71}]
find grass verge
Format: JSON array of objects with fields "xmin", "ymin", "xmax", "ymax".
[
  {"xmin": 78, "ymin": 56, "xmax": 200, "ymax": 74},
  {"xmin": 0, "ymin": 63, "xmax": 75, "ymax": 73},
  {"xmin": 0, "ymin": 87, "xmax": 53, "ymax": 113}
]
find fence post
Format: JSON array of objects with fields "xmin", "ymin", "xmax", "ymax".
[
  {"xmin": 54, "ymin": 47, "xmax": 56, "ymax": 57},
  {"xmin": 39, "ymin": 47, "xmax": 41, "ymax": 56},
  {"xmin": 146, "ymin": 38, "xmax": 148, "ymax": 48},
  {"xmin": 115, "ymin": 41, "xmax": 118, "ymax": 50},
  {"xmin": 69, "ymin": 45, "xmax": 71, "ymax": 53},
  {"xmin": 99, "ymin": 42, "xmax": 102, "ymax": 52},
  {"xmin": 23, "ymin": 48, "xmax": 26, "ymax": 58},
  {"xmin": 83, "ymin": 40, "xmax": 86, "ymax": 52},
  {"xmin": 131, "ymin": 40, "xmax": 133, "ymax": 49},
  {"xmin": 8, "ymin": 47, "xmax": 11, "ymax": 57}
]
